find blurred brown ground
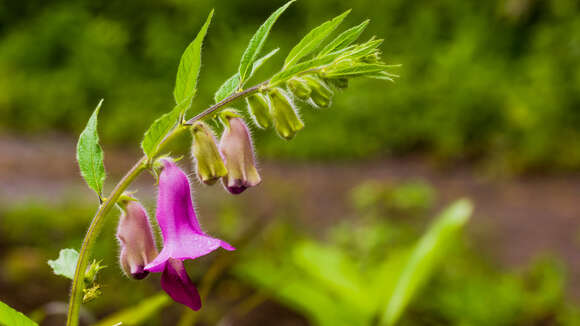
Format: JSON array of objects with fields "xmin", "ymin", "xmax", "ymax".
[{"xmin": 1, "ymin": 134, "xmax": 579, "ymax": 300}]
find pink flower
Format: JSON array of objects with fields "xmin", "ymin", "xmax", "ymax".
[
  {"xmin": 145, "ymin": 158, "xmax": 234, "ymax": 274},
  {"xmin": 161, "ymin": 259, "xmax": 202, "ymax": 311},
  {"xmin": 116, "ymin": 198, "xmax": 158, "ymax": 280}
]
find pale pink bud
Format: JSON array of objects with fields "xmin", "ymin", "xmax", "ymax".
[
  {"xmin": 116, "ymin": 198, "xmax": 158, "ymax": 280},
  {"xmin": 218, "ymin": 111, "xmax": 262, "ymax": 194}
]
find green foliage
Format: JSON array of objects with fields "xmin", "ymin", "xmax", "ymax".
[
  {"xmin": 238, "ymin": 1, "xmax": 294, "ymax": 84},
  {"xmin": 283, "ymin": 10, "xmax": 350, "ymax": 68},
  {"xmin": 234, "ymin": 199, "xmax": 472, "ymax": 326},
  {"xmin": 173, "ymin": 10, "xmax": 214, "ymax": 107},
  {"xmin": 76, "ymin": 99, "xmax": 106, "ymax": 198},
  {"xmin": 47, "ymin": 248, "xmax": 79, "ymax": 280},
  {"xmin": 141, "ymin": 100, "xmax": 188, "ymax": 158},
  {"xmin": 381, "ymin": 199, "xmax": 472, "ymax": 325},
  {"xmin": 319, "ymin": 19, "xmax": 369, "ymax": 56},
  {"xmin": 0, "ymin": 301, "xmax": 37, "ymax": 326},
  {"xmin": 1, "ymin": 0, "xmax": 579, "ymax": 170},
  {"xmin": 93, "ymin": 293, "xmax": 170, "ymax": 326}
]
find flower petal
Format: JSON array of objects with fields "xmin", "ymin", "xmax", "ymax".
[{"xmin": 161, "ymin": 259, "xmax": 201, "ymax": 311}]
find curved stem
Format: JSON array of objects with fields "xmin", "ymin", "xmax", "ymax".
[
  {"xmin": 66, "ymin": 157, "xmax": 147, "ymax": 326},
  {"xmin": 66, "ymin": 80, "xmax": 269, "ymax": 326}
]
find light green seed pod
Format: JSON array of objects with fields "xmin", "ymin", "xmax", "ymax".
[
  {"xmin": 191, "ymin": 121, "xmax": 228, "ymax": 185},
  {"xmin": 246, "ymin": 93, "xmax": 271, "ymax": 129},
  {"xmin": 286, "ymin": 77, "xmax": 311, "ymax": 100},
  {"xmin": 303, "ymin": 75, "xmax": 333, "ymax": 108},
  {"xmin": 267, "ymin": 88, "xmax": 305, "ymax": 140}
]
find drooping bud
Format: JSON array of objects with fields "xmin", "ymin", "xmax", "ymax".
[
  {"xmin": 218, "ymin": 110, "xmax": 262, "ymax": 194},
  {"xmin": 286, "ymin": 77, "xmax": 311, "ymax": 101},
  {"xmin": 267, "ymin": 88, "xmax": 305, "ymax": 140},
  {"xmin": 191, "ymin": 121, "xmax": 228, "ymax": 185},
  {"xmin": 246, "ymin": 93, "xmax": 271, "ymax": 129},
  {"xmin": 303, "ymin": 75, "xmax": 334, "ymax": 108},
  {"xmin": 116, "ymin": 196, "xmax": 158, "ymax": 280},
  {"xmin": 326, "ymin": 78, "xmax": 349, "ymax": 90}
]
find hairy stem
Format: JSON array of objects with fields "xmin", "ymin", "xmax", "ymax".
[
  {"xmin": 66, "ymin": 80, "xmax": 268, "ymax": 326},
  {"xmin": 66, "ymin": 157, "xmax": 147, "ymax": 326}
]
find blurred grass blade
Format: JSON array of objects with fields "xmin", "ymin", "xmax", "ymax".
[
  {"xmin": 380, "ymin": 199, "xmax": 473, "ymax": 326},
  {"xmin": 173, "ymin": 10, "xmax": 214, "ymax": 106},
  {"xmin": 141, "ymin": 100, "xmax": 188, "ymax": 158},
  {"xmin": 76, "ymin": 99, "xmax": 106, "ymax": 199},
  {"xmin": 93, "ymin": 293, "xmax": 170, "ymax": 326},
  {"xmin": 238, "ymin": 1, "xmax": 294, "ymax": 83},
  {"xmin": 283, "ymin": 10, "xmax": 350, "ymax": 68},
  {"xmin": 318, "ymin": 19, "xmax": 369, "ymax": 56},
  {"xmin": 0, "ymin": 301, "xmax": 38, "ymax": 326},
  {"xmin": 214, "ymin": 73, "xmax": 241, "ymax": 103},
  {"xmin": 292, "ymin": 241, "xmax": 370, "ymax": 314}
]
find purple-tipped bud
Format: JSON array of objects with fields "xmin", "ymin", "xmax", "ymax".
[
  {"xmin": 161, "ymin": 259, "xmax": 202, "ymax": 311},
  {"xmin": 116, "ymin": 197, "xmax": 158, "ymax": 280},
  {"xmin": 191, "ymin": 122, "xmax": 228, "ymax": 185},
  {"xmin": 219, "ymin": 110, "xmax": 262, "ymax": 194}
]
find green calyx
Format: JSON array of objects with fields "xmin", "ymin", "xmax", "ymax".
[
  {"xmin": 287, "ymin": 77, "xmax": 312, "ymax": 100},
  {"xmin": 268, "ymin": 88, "xmax": 304, "ymax": 140},
  {"xmin": 303, "ymin": 75, "xmax": 334, "ymax": 108},
  {"xmin": 246, "ymin": 93, "xmax": 272, "ymax": 129},
  {"xmin": 191, "ymin": 121, "xmax": 228, "ymax": 185}
]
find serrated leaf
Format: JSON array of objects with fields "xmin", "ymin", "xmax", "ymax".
[
  {"xmin": 283, "ymin": 10, "xmax": 350, "ymax": 68},
  {"xmin": 173, "ymin": 10, "xmax": 214, "ymax": 106},
  {"xmin": 47, "ymin": 248, "xmax": 79, "ymax": 280},
  {"xmin": 380, "ymin": 199, "xmax": 472, "ymax": 326},
  {"xmin": 141, "ymin": 101, "xmax": 188, "ymax": 158},
  {"xmin": 238, "ymin": 1, "xmax": 294, "ymax": 83},
  {"xmin": 318, "ymin": 20, "xmax": 369, "ymax": 56},
  {"xmin": 77, "ymin": 99, "xmax": 106, "ymax": 198},
  {"xmin": 214, "ymin": 73, "xmax": 241, "ymax": 103},
  {"xmin": 0, "ymin": 301, "xmax": 38, "ymax": 326},
  {"xmin": 93, "ymin": 293, "xmax": 170, "ymax": 326}
]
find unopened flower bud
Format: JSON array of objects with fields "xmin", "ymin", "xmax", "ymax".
[
  {"xmin": 267, "ymin": 88, "xmax": 305, "ymax": 140},
  {"xmin": 116, "ymin": 196, "xmax": 158, "ymax": 280},
  {"xmin": 246, "ymin": 93, "xmax": 271, "ymax": 129},
  {"xmin": 219, "ymin": 111, "xmax": 261, "ymax": 194},
  {"xmin": 191, "ymin": 122, "xmax": 227, "ymax": 185},
  {"xmin": 327, "ymin": 78, "xmax": 349, "ymax": 90},
  {"xmin": 303, "ymin": 76, "xmax": 334, "ymax": 108},
  {"xmin": 286, "ymin": 77, "xmax": 311, "ymax": 100}
]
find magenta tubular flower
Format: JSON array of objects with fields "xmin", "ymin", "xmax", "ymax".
[
  {"xmin": 219, "ymin": 112, "xmax": 262, "ymax": 194},
  {"xmin": 116, "ymin": 199, "xmax": 158, "ymax": 280},
  {"xmin": 162, "ymin": 258, "xmax": 202, "ymax": 311},
  {"xmin": 145, "ymin": 158, "xmax": 234, "ymax": 274}
]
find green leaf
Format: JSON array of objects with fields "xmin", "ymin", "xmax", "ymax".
[
  {"xmin": 93, "ymin": 293, "xmax": 170, "ymax": 326},
  {"xmin": 380, "ymin": 199, "xmax": 473, "ymax": 326},
  {"xmin": 238, "ymin": 1, "xmax": 294, "ymax": 83},
  {"xmin": 283, "ymin": 10, "xmax": 350, "ymax": 68},
  {"xmin": 270, "ymin": 51, "xmax": 342, "ymax": 85},
  {"xmin": 76, "ymin": 99, "xmax": 106, "ymax": 198},
  {"xmin": 318, "ymin": 20, "xmax": 369, "ymax": 56},
  {"xmin": 47, "ymin": 248, "xmax": 79, "ymax": 280},
  {"xmin": 323, "ymin": 63, "xmax": 391, "ymax": 78},
  {"xmin": 173, "ymin": 10, "xmax": 214, "ymax": 106},
  {"xmin": 247, "ymin": 48, "xmax": 279, "ymax": 81},
  {"xmin": 214, "ymin": 73, "xmax": 241, "ymax": 103},
  {"xmin": 0, "ymin": 301, "xmax": 38, "ymax": 326},
  {"xmin": 141, "ymin": 101, "xmax": 188, "ymax": 158}
]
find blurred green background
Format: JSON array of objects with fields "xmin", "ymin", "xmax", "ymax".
[{"xmin": 1, "ymin": 0, "xmax": 580, "ymax": 325}]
